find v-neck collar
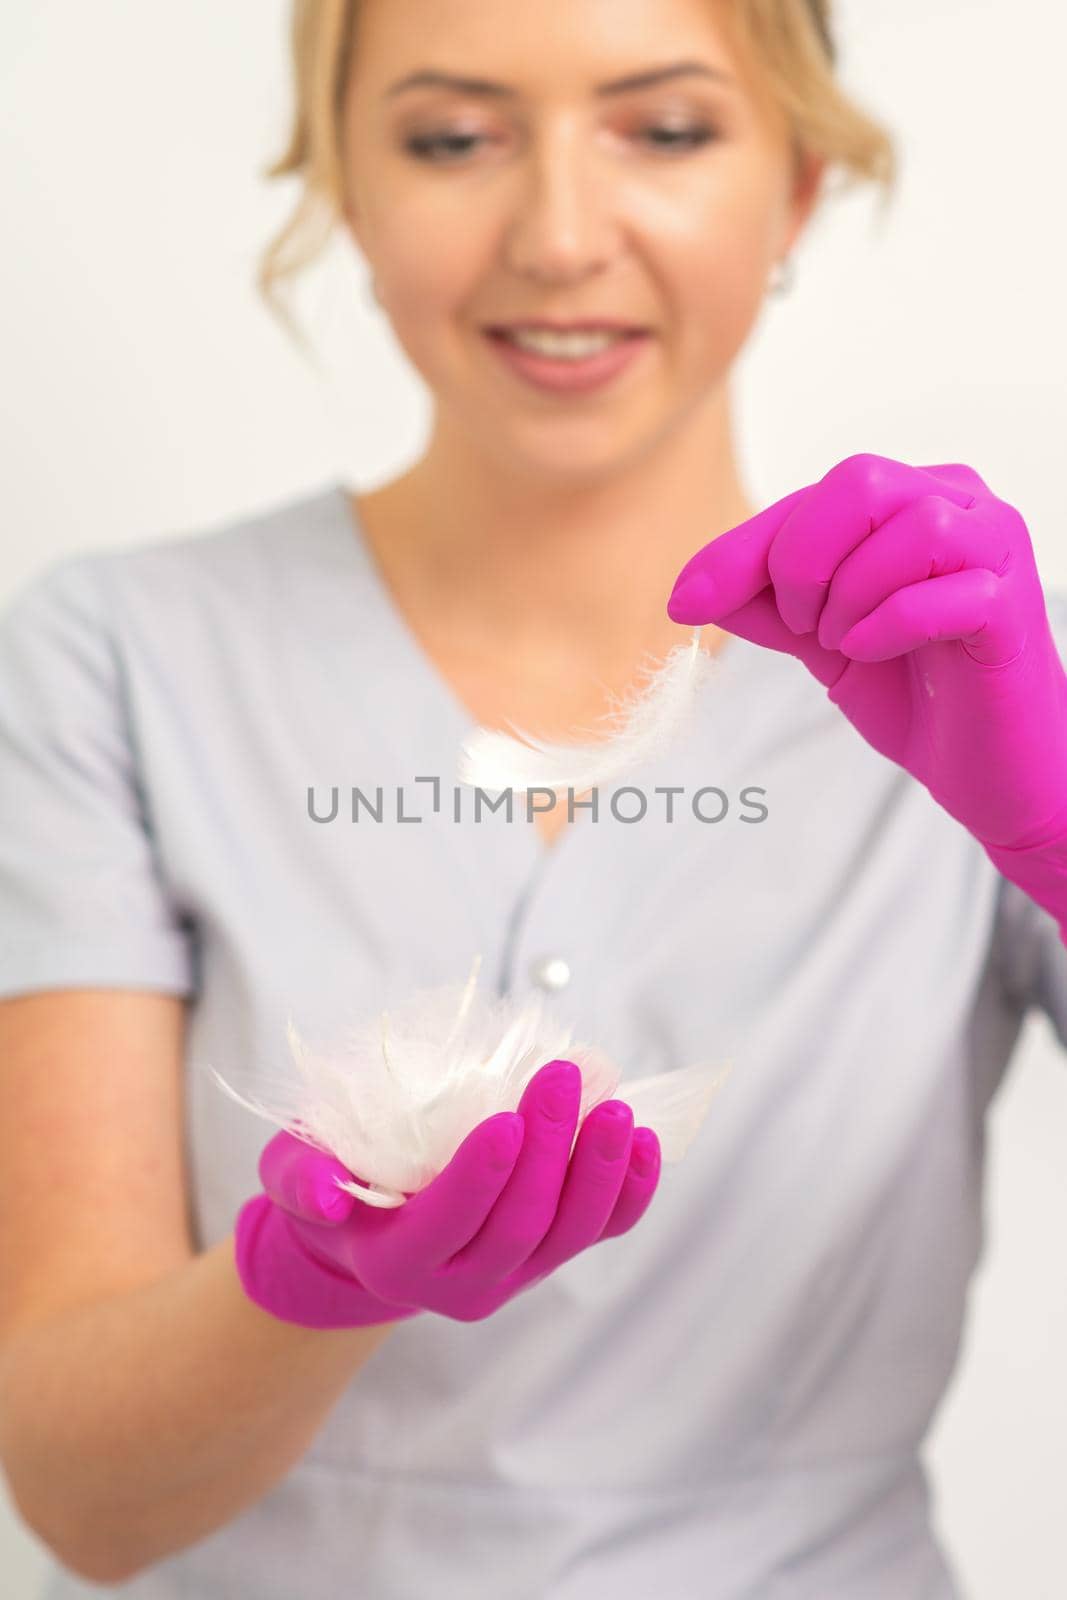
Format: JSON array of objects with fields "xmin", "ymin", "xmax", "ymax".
[{"xmin": 323, "ymin": 478, "xmax": 767, "ymax": 882}]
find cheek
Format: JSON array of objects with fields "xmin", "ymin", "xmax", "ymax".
[
  {"xmin": 614, "ymin": 160, "xmax": 780, "ymax": 344},
  {"xmin": 368, "ymin": 199, "xmax": 486, "ymax": 353},
  {"xmin": 380, "ymin": 246, "xmax": 490, "ymax": 392},
  {"xmin": 647, "ymin": 176, "xmax": 784, "ymax": 368},
  {"xmin": 681, "ymin": 231, "xmax": 770, "ymax": 362}
]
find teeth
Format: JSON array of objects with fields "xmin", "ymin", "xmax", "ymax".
[{"xmin": 503, "ymin": 329, "xmax": 628, "ymax": 359}]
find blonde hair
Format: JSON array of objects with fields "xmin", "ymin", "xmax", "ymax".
[{"xmin": 257, "ymin": 0, "xmax": 897, "ymax": 348}]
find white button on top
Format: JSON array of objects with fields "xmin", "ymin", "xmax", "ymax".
[{"xmin": 530, "ymin": 955, "xmax": 571, "ymax": 992}]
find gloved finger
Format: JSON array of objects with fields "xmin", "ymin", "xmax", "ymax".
[
  {"xmin": 698, "ymin": 585, "xmax": 848, "ymax": 688},
  {"xmin": 667, "ymin": 485, "xmax": 812, "ymax": 625},
  {"xmin": 814, "ymin": 494, "xmax": 1005, "ymax": 654},
  {"xmin": 595, "ymin": 1127, "xmax": 662, "ymax": 1240},
  {"xmin": 503, "ymin": 1099, "xmax": 635, "ymax": 1281},
  {"xmin": 918, "ymin": 461, "xmax": 991, "ymax": 498},
  {"xmin": 352, "ymin": 1112, "xmax": 525, "ymax": 1300},
  {"xmin": 258, "ymin": 1129, "xmax": 356, "ymax": 1225},
  {"xmin": 837, "ymin": 567, "xmax": 1004, "ymax": 663},
  {"xmin": 442, "ymin": 1059, "xmax": 582, "ymax": 1281},
  {"xmin": 768, "ymin": 455, "xmax": 976, "ymax": 636}
]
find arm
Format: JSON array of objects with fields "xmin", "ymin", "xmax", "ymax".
[
  {"xmin": 0, "ymin": 1234, "xmax": 399, "ymax": 1584},
  {"xmin": 0, "ymin": 989, "xmax": 401, "ymax": 1585}
]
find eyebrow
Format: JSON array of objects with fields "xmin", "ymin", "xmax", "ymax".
[{"xmin": 385, "ymin": 60, "xmax": 734, "ymax": 100}]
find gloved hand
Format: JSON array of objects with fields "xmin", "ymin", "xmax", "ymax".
[
  {"xmin": 234, "ymin": 1058, "xmax": 662, "ymax": 1329},
  {"xmin": 666, "ymin": 453, "xmax": 1067, "ymax": 940}
]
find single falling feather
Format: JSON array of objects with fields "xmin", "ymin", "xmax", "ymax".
[
  {"xmin": 204, "ymin": 953, "xmax": 732, "ymax": 1209},
  {"xmin": 457, "ymin": 626, "xmax": 720, "ymax": 794}
]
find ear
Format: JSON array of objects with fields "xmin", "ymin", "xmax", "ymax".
[{"xmin": 783, "ymin": 150, "xmax": 828, "ymax": 256}]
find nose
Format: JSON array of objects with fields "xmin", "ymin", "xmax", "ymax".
[{"xmin": 502, "ymin": 120, "xmax": 622, "ymax": 287}]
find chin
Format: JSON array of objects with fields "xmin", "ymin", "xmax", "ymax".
[{"xmin": 487, "ymin": 405, "xmax": 672, "ymax": 482}]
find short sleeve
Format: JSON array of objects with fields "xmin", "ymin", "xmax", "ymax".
[
  {"xmin": 0, "ymin": 554, "xmax": 198, "ymax": 999},
  {"xmin": 992, "ymin": 584, "xmax": 1067, "ymax": 1047}
]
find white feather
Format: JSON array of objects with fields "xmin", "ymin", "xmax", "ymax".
[
  {"xmin": 457, "ymin": 626, "xmax": 719, "ymax": 795},
  {"xmin": 203, "ymin": 952, "xmax": 732, "ymax": 1209}
]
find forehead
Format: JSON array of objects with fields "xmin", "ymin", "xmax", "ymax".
[{"xmin": 349, "ymin": 0, "xmax": 742, "ymax": 92}]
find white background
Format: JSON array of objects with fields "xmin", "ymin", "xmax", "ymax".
[{"xmin": 1, "ymin": 2, "xmax": 1065, "ymax": 1594}]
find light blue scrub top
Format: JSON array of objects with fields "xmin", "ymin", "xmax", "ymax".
[{"xmin": 2, "ymin": 482, "xmax": 1065, "ymax": 1599}]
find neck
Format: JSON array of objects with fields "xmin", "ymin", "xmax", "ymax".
[{"xmin": 356, "ymin": 381, "xmax": 757, "ymax": 670}]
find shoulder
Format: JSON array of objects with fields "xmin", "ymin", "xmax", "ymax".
[
  {"xmin": 82, "ymin": 479, "xmax": 347, "ymax": 610},
  {"xmin": 1, "ymin": 480, "xmax": 350, "ymax": 658}
]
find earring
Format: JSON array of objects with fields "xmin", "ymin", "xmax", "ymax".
[{"xmin": 768, "ymin": 256, "xmax": 796, "ymax": 296}]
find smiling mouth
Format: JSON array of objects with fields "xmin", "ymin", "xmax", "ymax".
[
  {"xmin": 484, "ymin": 325, "xmax": 649, "ymax": 359},
  {"xmin": 479, "ymin": 323, "xmax": 652, "ymax": 396}
]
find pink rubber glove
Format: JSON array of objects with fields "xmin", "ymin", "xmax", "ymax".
[
  {"xmin": 666, "ymin": 453, "xmax": 1067, "ymax": 942},
  {"xmin": 234, "ymin": 1058, "xmax": 663, "ymax": 1329}
]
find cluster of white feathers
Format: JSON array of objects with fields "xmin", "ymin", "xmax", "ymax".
[
  {"xmin": 209, "ymin": 954, "xmax": 731, "ymax": 1208},
  {"xmin": 210, "ymin": 626, "xmax": 732, "ymax": 1207}
]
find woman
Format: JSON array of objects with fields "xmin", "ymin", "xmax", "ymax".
[{"xmin": 2, "ymin": 1, "xmax": 1066, "ymax": 1596}]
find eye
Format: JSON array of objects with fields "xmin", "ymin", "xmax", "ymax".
[
  {"xmin": 403, "ymin": 131, "xmax": 490, "ymax": 163},
  {"xmin": 639, "ymin": 123, "xmax": 719, "ymax": 153},
  {"xmin": 402, "ymin": 121, "xmax": 721, "ymax": 166}
]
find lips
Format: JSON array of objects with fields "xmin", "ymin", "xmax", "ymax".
[
  {"xmin": 482, "ymin": 324, "xmax": 652, "ymax": 393},
  {"xmin": 485, "ymin": 320, "xmax": 648, "ymax": 335}
]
